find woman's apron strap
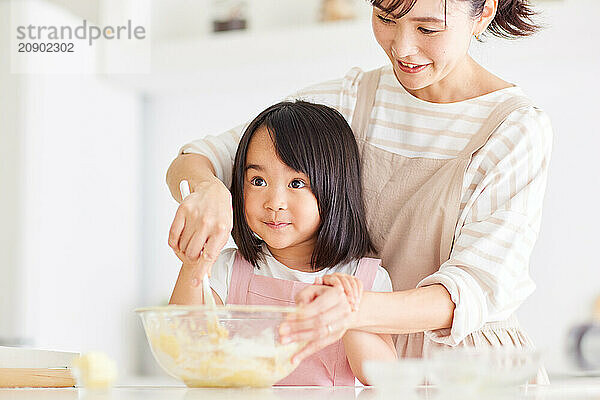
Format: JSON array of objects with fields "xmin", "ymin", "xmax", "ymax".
[
  {"xmin": 457, "ymin": 96, "xmax": 535, "ymax": 159},
  {"xmin": 351, "ymin": 68, "xmax": 383, "ymax": 141}
]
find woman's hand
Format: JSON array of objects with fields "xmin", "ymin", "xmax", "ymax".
[
  {"xmin": 168, "ymin": 176, "xmax": 233, "ymax": 285},
  {"xmin": 316, "ymin": 273, "xmax": 363, "ymax": 311},
  {"xmin": 280, "ymin": 283, "xmax": 358, "ymax": 364}
]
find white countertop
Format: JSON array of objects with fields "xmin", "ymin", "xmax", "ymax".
[{"xmin": 2, "ymin": 378, "xmax": 600, "ymax": 400}]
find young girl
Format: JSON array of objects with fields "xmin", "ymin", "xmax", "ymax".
[{"xmin": 169, "ymin": 101, "xmax": 396, "ymax": 386}]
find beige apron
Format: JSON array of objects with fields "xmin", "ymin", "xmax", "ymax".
[{"xmin": 351, "ymin": 67, "xmax": 548, "ymax": 383}]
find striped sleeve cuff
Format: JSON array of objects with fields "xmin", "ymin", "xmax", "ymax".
[
  {"xmin": 179, "ymin": 134, "xmax": 237, "ymax": 189},
  {"xmin": 416, "ymin": 266, "xmax": 488, "ymax": 346}
]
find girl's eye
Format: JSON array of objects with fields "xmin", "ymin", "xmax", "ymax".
[
  {"xmin": 251, "ymin": 177, "xmax": 266, "ymax": 187},
  {"xmin": 376, "ymin": 14, "xmax": 395, "ymax": 25},
  {"xmin": 418, "ymin": 27, "xmax": 439, "ymax": 34},
  {"xmin": 289, "ymin": 179, "xmax": 306, "ymax": 189}
]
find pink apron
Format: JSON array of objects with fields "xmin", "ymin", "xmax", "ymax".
[{"xmin": 227, "ymin": 253, "xmax": 380, "ymax": 386}]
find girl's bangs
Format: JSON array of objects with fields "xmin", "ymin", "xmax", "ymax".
[{"xmin": 370, "ymin": 0, "xmax": 418, "ymax": 18}]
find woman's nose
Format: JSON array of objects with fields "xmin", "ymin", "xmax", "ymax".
[{"xmin": 391, "ymin": 31, "xmax": 419, "ymax": 59}]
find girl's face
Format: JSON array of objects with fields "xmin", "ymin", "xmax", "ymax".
[
  {"xmin": 372, "ymin": 0, "xmax": 480, "ymax": 96},
  {"xmin": 243, "ymin": 126, "xmax": 321, "ymax": 255}
]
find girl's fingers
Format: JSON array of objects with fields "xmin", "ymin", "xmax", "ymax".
[
  {"xmin": 350, "ymin": 278, "xmax": 363, "ymax": 307},
  {"xmin": 322, "ymin": 274, "xmax": 360, "ymax": 310},
  {"xmin": 323, "ymin": 275, "xmax": 344, "ymax": 291}
]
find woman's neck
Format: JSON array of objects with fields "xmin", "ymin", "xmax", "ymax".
[
  {"xmin": 405, "ymin": 56, "xmax": 513, "ymax": 104},
  {"xmin": 265, "ymin": 242, "xmax": 317, "ymax": 273}
]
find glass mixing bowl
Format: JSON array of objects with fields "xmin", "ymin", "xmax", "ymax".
[{"xmin": 136, "ymin": 305, "xmax": 303, "ymax": 388}]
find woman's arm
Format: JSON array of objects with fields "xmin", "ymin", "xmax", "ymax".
[
  {"xmin": 343, "ymin": 330, "xmax": 396, "ymax": 385},
  {"xmin": 353, "ymin": 285, "xmax": 454, "ymax": 333},
  {"xmin": 166, "ymin": 153, "xmax": 218, "ymax": 202},
  {"xmin": 166, "ymin": 153, "xmax": 233, "ymax": 281}
]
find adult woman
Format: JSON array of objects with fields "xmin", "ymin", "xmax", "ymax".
[{"xmin": 166, "ymin": 0, "xmax": 551, "ymax": 382}]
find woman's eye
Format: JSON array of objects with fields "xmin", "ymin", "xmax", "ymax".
[
  {"xmin": 377, "ymin": 14, "xmax": 395, "ymax": 24},
  {"xmin": 251, "ymin": 177, "xmax": 266, "ymax": 187},
  {"xmin": 289, "ymin": 179, "xmax": 306, "ymax": 189},
  {"xmin": 418, "ymin": 27, "xmax": 438, "ymax": 34}
]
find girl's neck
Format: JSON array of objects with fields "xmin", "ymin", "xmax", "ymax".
[{"xmin": 265, "ymin": 242, "xmax": 316, "ymax": 273}]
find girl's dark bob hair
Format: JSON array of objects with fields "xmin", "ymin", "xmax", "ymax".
[
  {"xmin": 231, "ymin": 100, "xmax": 374, "ymax": 270},
  {"xmin": 370, "ymin": 0, "xmax": 540, "ymax": 39}
]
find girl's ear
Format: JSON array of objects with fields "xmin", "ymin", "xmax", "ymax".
[{"xmin": 473, "ymin": 0, "xmax": 498, "ymax": 37}]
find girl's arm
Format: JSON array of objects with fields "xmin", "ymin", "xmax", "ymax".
[
  {"xmin": 169, "ymin": 263, "xmax": 224, "ymax": 305},
  {"xmin": 343, "ymin": 330, "xmax": 396, "ymax": 385}
]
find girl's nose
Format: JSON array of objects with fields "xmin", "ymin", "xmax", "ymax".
[{"xmin": 264, "ymin": 188, "xmax": 287, "ymax": 211}]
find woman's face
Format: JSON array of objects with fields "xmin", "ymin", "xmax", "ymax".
[{"xmin": 372, "ymin": 0, "xmax": 479, "ymax": 94}]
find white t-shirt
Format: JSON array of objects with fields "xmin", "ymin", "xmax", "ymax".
[{"xmin": 210, "ymin": 246, "xmax": 393, "ymax": 304}]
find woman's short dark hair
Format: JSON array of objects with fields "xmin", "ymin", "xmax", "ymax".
[
  {"xmin": 231, "ymin": 100, "xmax": 374, "ymax": 270},
  {"xmin": 370, "ymin": 0, "xmax": 540, "ymax": 39}
]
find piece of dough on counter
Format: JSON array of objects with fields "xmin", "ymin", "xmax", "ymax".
[{"xmin": 72, "ymin": 352, "xmax": 117, "ymax": 389}]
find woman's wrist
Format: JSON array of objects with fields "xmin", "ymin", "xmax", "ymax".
[
  {"xmin": 351, "ymin": 285, "xmax": 455, "ymax": 334},
  {"xmin": 166, "ymin": 153, "xmax": 219, "ymax": 201}
]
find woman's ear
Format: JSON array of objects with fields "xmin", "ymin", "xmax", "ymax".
[{"xmin": 473, "ymin": 0, "xmax": 498, "ymax": 37}]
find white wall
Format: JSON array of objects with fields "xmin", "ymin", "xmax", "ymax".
[
  {"xmin": 0, "ymin": 0, "xmax": 143, "ymax": 378},
  {"xmin": 141, "ymin": 0, "xmax": 600, "ymax": 375}
]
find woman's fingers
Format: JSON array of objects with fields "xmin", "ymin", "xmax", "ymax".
[
  {"xmin": 184, "ymin": 231, "xmax": 209, "ymax": 263},
  {"xmin": 282, "ymin": 298, "xmax": 351, "ymax": 343},
  {"xmin": 292, "ymin": 330, "xmax": 346, "ymax": 364},
  {"xmin": 196, "ymin": 232, "xmax": 230, "ymax": 279},
  {"xmin": 168, "ymin": 208, "xmax": 186, "ymax": 251},
  {"xmin": 167, "ymin": 178, "xmax": 233, "ymax": 271},
  {"xmin": 281, "ymin": 285, "xmax": 353, "ymax": 347},
  {"xmin": 295, "ymin": 284, "xmax": 344, "ymax": 316}
]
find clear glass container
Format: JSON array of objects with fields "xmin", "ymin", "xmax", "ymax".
[{"xmin": 136, "ymin": 305, "xmax": 303, "ymax": 387}]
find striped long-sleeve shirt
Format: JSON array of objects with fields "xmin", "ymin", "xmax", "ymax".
[{"xmin": 180, "ymin": 65, "xmax": 553, "ymax": 345}]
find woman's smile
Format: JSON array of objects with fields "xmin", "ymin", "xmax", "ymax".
[{"xmin": 396, "ymin": 59, "xmax": 431, "ymax": 73}]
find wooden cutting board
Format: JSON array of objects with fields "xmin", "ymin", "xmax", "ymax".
[
  {"xmin": 0, "ymin": 346, "xmax": 78, "ymax": 388},
  {"xmin": 0, "ymin": 368, "xmax": 75, "ymax": 388}
]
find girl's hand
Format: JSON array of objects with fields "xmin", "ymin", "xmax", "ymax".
[
  {"xmin": 168, "ymin": 176, "xmax": 233, "ymax": 285},
  {"xmin": 280, "ymin": 284, "xmax": 357, "ymax": 364},
  {"xmin": 315, "ymin": 273, "xmax": 363, "ymax": 312}
]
